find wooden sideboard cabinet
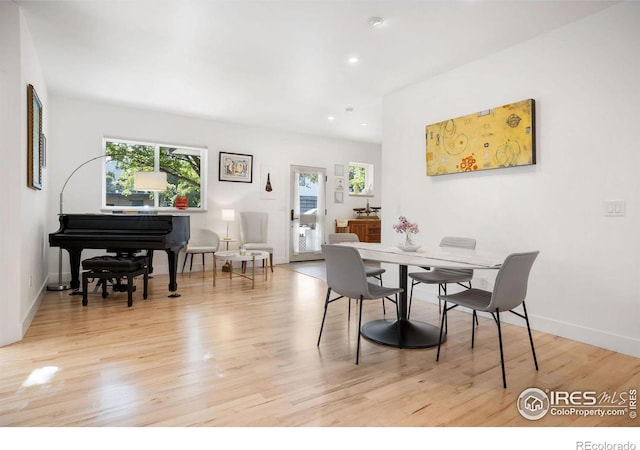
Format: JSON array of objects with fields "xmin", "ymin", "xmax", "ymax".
[{"xmin": 335, "ymin": 219, "xmax": 381, "ymax": 243}]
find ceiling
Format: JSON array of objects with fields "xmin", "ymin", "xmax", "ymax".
[{"xmin": 18, "ymin": 0, "xmax": 615, "ymax": 144}]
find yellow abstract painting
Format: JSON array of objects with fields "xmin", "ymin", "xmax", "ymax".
[{"xmin": 426, "ymin": 99, "xmax": 536, "ymax": 176}]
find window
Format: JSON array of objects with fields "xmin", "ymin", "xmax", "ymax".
[
  {"xmin": 103, "ymin": 138, "xmax": 207, "ymax": 211},
  {"xmin": 348, "ymin": 161, "xmax": 374, "ymax": 196}
]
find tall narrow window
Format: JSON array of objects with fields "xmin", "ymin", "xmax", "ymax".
[
  {"xmin": 104, "ymin": 138, "xmax": 207, "ymax": 211},
  {"xmin": 348, "ymin": 161, "xmax": 374, "ymax": 196}
]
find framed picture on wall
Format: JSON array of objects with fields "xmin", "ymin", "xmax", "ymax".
[
  {"xmin": 27, "ymin": 84, "xmax": 43, "ymax": 190},
  {"xmin": 41, "ymin": 134, "xmax": 47, "ymax": 168},
  {"xmin": 425, "ymin": 98, "xmax": 536, "ymax": 176},
  {"xmin": 219, "ymin": 151, "xmax": 253, "ymax": 183}
]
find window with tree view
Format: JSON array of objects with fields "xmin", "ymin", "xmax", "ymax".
[
  {"xmin": 348, "ymin": 161, "xmax": 374, "ymax": 196},
  {"xmin": 104, "ymin": 139, "xmax": 206, "ymax": 211}
]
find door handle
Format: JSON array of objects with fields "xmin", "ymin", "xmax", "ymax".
[{"xmin": 290, "ymin": 209, "xmax": 294, "ymax": 221}]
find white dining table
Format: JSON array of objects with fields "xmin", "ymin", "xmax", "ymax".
[{"xmin": 337, "ymin": 242, "xmax": 505, "ymax": 349}]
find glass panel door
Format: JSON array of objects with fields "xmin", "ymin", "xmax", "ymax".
[{"xmin": 289, "ymin": 165, "xmax": 326, "ymax": 262}]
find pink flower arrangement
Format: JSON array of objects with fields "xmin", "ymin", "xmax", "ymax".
[{"xmin": 393, "ymin": 216, "xmax": 419, "ymax": 235}]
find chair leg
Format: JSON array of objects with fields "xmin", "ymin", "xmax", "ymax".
[
  {"xmin": 181, "ymin": 253, "xmax": 188, "ymax": 274},
  {"xmin": 465, "ymin": 282, "xmax": 479, "ymax": 326},
  {"xmin": 356, "ymin": 295, "xmax": 364, "ymax": 364},
  {"xmin": 101, "ymin": 277, "xmax": 109, "ymax": 298},
  {"xmin": 441, "ymin": 284, "xmax": 448, "ymax": 335},
  {"xmin": 269, "ymin": 253, "xmax": 274, "ymax": 272},
  {"xmin": 143, "ymin": 271, "xmax": 148, "ymax": 299},
  {"xmin": 394, "ymin": 293, "xmax": 402, "ymax": 347},
  {"xmin": 202, "ymin": 253, "xmax": 205, "ymax": 271},
  {"xmin": 189, "ymin": 254, "xmax": 194, "ymax": 273},
  {"xmin": 82, "ymin": 272, "xmax": 89, "ymax": 306},
  {"xmin": 436, "ymin": 301, "xmax": 447, "ymax": 361},
  {"xmin": 127, "ymin": 275, "xmax": 133, "ymax": 307},
  {"xmin": 380, "ymin": 275, "xmax": 387, "ymax": 315},
  {"xmin": 471, "ymin": 310, "xmax": 477, "ymax": 348},
  {"xmin": 522, "ymin": 301, "xmax": 539, "ymax": 371},
  {"xmin": 317, "ymin": 288, "xmax": 331, "ymax": 346},
  {"xmin": 408, "ymin": 280, "xmax": 416, "ymax": 319},
  {"xmin": 494, "ymin": 310, "xmax": 507, "ymax": 389}
]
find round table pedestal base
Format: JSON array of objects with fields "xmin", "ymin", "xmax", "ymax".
[{"xmin": 360, "ymin": 319, "xmax": 445, "ymax": 349}]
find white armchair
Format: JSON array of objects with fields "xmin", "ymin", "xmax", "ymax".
[
  {"xmin": 239, "ymin": 212, "xmax": 274, "ymax": 272},
  {"xmin": 181, "ymin": 228, "xmax": 220, "ymax": 274}
]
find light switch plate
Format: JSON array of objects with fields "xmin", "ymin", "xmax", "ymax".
[{"xmin": 603, "ymin": 200, "xmax": 625, "ymax": 217}]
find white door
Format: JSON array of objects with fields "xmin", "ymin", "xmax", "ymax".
[{"xmin": 289, "ymin": 165, "xmax": 326, "ymax": 262}]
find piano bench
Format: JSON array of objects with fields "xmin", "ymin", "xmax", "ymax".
[{"xmin": 81, "ymin": 255, "xmax": 149, "ymax": 307}]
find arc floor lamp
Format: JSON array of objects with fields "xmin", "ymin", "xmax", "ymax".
[{"xmin": 47, "ymin": 155, "xmax": 167, "ymax": 291}]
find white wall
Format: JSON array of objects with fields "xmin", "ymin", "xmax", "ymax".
[
  {"xmin": 46, "ymin": 96, "xmax": 381, "ymax": 278},
  {"xmin": 381, "ymin": 2, "xmax": 640, "ymax": 357},
  {"xmin": 0, "ymin": 3, "xmax": 23, "ymax": 346},
  {"xmin": 0, "ymin": 4, "xmax": 49, "ymax": 347}
]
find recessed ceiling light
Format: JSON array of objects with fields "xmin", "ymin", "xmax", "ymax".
[
  {"xmin": 348, "ymin": 56, "xmax": 359, "ymax": 64},
  {"xmin": 327, "ymin": 116, "xmax": 335, "ymax": 121},
  {"xmin": 368, "ymin": 17, "xmax": 384, "ymax": 27},
  {"xmin": 361, "ymin": 123, "xmax": 368, "ymax": 127}
]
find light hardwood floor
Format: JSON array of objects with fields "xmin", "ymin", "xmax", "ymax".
[{"xmin": 1, "ymin": 266, "xmax": 638, "ymax": 427}]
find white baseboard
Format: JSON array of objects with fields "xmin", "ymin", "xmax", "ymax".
[{"xmin": 411, "ymin": 294, "xmax": 640, "ymax": 359}]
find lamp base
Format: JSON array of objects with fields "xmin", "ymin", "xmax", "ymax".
[{"xmin": 47, "ymin": 282, "xmax": 72, "ymax": 291}]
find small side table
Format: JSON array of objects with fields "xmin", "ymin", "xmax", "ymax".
[
  {"xmin": 220, "ymin": 238, "xmax": 237, "ymax": 272},
  {"xmin": 213, "ymin": 250, "xmax": 269, "ymax": 289}
]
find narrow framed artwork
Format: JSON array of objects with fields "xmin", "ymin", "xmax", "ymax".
[
  {"xmin": 41, "ymin": 134, "xmax": 47, "ymax": 168},
  {"xmin": 219, "ymin": 151, "xmax": 253, "ymax": 183},
  {"xmin": 426, "ymin": 98, "xmax": 535, "ymax": 176},
  {"xmin": 27, "ymin": 84, "xmax": 43, "ymax": 190}
]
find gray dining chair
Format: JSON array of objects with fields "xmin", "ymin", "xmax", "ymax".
[
  {"xmin": 436, "ymin": 251, "xmax": 540, "ymax": 388},
  {"xmin": 408, "ymin": 236, "xmax": 477, "ymax": 320},
  {"xmin": 328, "ymin": 233, "xmax": 390, "ymax": 316},
  {"xmin": 318, "ymin": 244, "xmax": 403, "ymax": 364}
]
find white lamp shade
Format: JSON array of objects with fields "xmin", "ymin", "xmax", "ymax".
[
  {"xmin": 134, "ymin": 171, "xmax": 167, "ymax": 191},
  {"xmin": 221, "ymin": 209, "xmax": 235, "ymax": 221}
]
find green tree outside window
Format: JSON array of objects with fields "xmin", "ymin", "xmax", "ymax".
[{"xmin": 105, "ymin": 139, "xmax": 204, "ymax": 209}]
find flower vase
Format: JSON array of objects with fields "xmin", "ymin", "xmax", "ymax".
[
  {"xmin": 397, "ymin": 231, "xmax": 420, "ymax": 252},
  {"xmin": 404, "ymin": 232, "xmax": 414, "ymax": 246}
]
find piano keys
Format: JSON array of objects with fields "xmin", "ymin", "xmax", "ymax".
[{"xmin": 49, "ymin": 213, "xmax": 190, "ymax": 297}]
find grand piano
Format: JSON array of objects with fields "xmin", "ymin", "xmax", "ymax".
[{"xmin": 49, "ymin": 214, "xmax": 190, "ymax": 297}]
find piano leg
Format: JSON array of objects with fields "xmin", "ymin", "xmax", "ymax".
[
  {"xmin": 166, "ymin": 248, "xmax": 181, "ymax": 297},
  {"xmin": 146, "ymin": 249, "xmax": 155, "ymax": 275},
  {"xmin": 68, "ymin": 249, "xmax": 82, "ymax": 292}
]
